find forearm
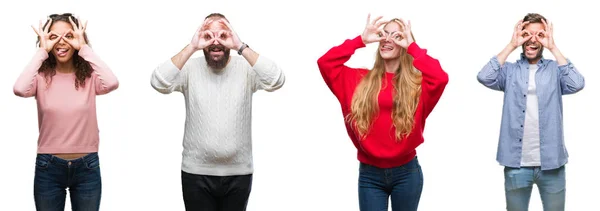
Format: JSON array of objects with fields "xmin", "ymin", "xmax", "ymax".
[
  {"xmin": 172, "ymin": 44, "xmax": 197, "ymax": 70},
  {"xmin": 550, "ymin": 47, "xmax": 568, "ymax": 66},
  {"xmin": 496, "ymin": 44, "xmax": 516, "ymax": 66},
  {"xmin": 240, "ymin": 46, "xmax": 259, "ymax": 66},
  {"xmin": 14, "ymin": 48, "xmax": 47, "ymax": 97},
  {"xmin": 78, "ymin": 45, "xmax": 119, "ymax": 94},
  {"xmin": 252, "ymin": 55, "xmax": 285, "ymax": 91}
]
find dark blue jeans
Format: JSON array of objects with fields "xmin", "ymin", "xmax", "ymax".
[
  {"xmin": 34, "ymin": 153, "xmax": 102, "ymax": 211},
  {"xmin": 358, "ymin": 156, "xmax": 423, "ymax": 211}
]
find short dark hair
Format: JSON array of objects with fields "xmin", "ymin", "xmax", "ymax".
[
  {"xmin": 523, "ymin": 13, "xmax": 547, "ymax": 24},
  {"xmin": 205, "ymin": 13, "xmax": 228, "ymax": 22}
]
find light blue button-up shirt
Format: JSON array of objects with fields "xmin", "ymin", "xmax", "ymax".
[{"xmin": 477, "ymin": 54, "xmax": 585, "ymax": 170}]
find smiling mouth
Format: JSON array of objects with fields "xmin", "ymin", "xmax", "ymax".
[
  {"xmin": 526, "ymin": 45, "xmax": 539, "ymax": 54},
  {"xmin": 380, "ymin": 45, "xmax": 394, "ymax": 52},
  {"xmin": 55, "ymin": 48, "xmax": 69, "ymax": 57}
]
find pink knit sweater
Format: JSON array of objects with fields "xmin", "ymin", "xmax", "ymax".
[{"xmin": 13, "ymin": 45, "xmax": 118, "ymax": 154}]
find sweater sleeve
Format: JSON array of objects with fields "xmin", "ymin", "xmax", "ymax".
[
  {"xmin": 251, "ymin": 55, "xmax": 285, "ymax": 92},
  {"xmin": 13, "ymin": 48, "xmax": 48, "ymax": 98},
  {"xmin": 151, "ymin": 58, "xmax": 189, "ymax": 94},
  {"xmin": 406, "ymin": 42, "xmax": 449, "ymax": 118},
  {"xmin": 78, "ymin": 45, "xmax": 119, "ymax": 95},
  {"xmin": 317, "ymin": 35, "xmax": 365, "ymax": 98}
]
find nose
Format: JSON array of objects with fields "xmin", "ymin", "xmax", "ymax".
[{"xmin": 58, "ymin": 35, "xmax": 67, "ymax": 44}]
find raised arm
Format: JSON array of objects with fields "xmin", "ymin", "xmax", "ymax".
[
  {"xmin": 215, "ymin": 19, "xmax": 285, "ymax": 92},
  {"xmin": 477, "ymin": 19, "xmax": 532, "ymax": 91},
  {"xmin": 407, "ymin": 43, "xmax": 448, "ymax": 117},
  {"xmin": 14, "ymin": 19, "xmax": 63, "ymax": 97},
  {"xmin": 151, "ymin": 19, "xmax": 216, "ymax": 94},
  {"xmin": 391, "ymin": 19, "xmax": 449, "ymax": 117},
  {"xmin": 537, "ymin": 19, "xmax": 584, "ymax": 94},
  {"xmin": 77, "ymin": 45, "xmax": 119, "ymax": 95},
  {"xmin": 317, "ymin": 14, "xmax": 387, "ymax": 96},
  {"xmin": 62, "ymin": 17, "xmax": 118, "ymax": 95},
  {"xmin": 13, "ymin": 49, "xmax": 48, "ymax": 98}
]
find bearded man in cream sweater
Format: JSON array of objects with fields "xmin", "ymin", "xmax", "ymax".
[{"xmin": 150, "ymin": 13, "xmax": 285, "ymax": 211}]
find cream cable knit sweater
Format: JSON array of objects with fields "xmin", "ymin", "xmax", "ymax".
[{"xmin": 151, "ymin": 55, "xmax": 285, "ymax": 176}]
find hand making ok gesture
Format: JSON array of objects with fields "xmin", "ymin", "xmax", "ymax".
[
  {"xmin": 31, "ymin": 19, "xmax": 63, "ymax": 52},
  {"xmin": 361, "ymin": 14, "xmax": 388, "ymax": 44}
]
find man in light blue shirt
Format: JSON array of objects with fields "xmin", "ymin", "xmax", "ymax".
[{"xmin": 477, "ymin": 13, "xmax": 584, "ymax": 211}]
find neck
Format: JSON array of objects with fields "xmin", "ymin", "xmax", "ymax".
[
  {"xmin": 527, "ymin": 57, "xmax": 541, "ymax": 64},
  {"xmin": 383, "ymin": 59, "xmax": 400, "ymax": 73},
  {"xmin": 55, "ymin": 60, "xmax": 75, "ymax": 74}
]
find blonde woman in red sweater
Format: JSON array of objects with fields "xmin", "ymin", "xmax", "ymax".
[{"xmin": 317, "ymin": 14, "xmax": 448, "ymax": 211}]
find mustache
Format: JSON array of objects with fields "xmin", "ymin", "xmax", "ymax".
[
  {"xmin": 524, "ymin": 40, "xmax": 541, "ymax": 46},
  {"xmin": 207, "ymin": 44, "xmax": 226, "ymax": 51}
]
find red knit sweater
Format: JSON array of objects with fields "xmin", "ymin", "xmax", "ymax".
[{"xmin": 317, "ymin": 35, "xmax": 449, "ymax": 168}]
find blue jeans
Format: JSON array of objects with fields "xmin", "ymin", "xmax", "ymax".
[
  {"xmin": 504, "ymin": 166, "xmax": 566, "ymax": 211},
  {"xmin": 358, "ymin": 156, "xmax": 423, "ymax": 211},
  {"xmin": 34, "ymin": 153, "xmax": 102, "ymax": 211}
]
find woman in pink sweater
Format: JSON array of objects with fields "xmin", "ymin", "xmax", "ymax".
[{"xmin": 13, "ymin": 13, "xmax": 118, "ymax": 211}]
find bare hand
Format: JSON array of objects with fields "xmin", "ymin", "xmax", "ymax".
[
  {"xmin": 31, "ymin": 19, "xmax": 63, "ymax": 52},
  {"xmin": 361, "ymin": 14, "xmax": 387, "ymax": 44},
  {"xmin": 216, "ymin": 20, "xmax": 242, "ymax": 50},
  {"xmin": 62, "ymin": 16, "xmax": 88, "ymax": 50},
  {"xmin": 190, "ymin": 19, "xmax": 217, "ymax": 51},
  {"xmin": 389, "ymin": 19, "xmax": 414, "ymax": 49},
  {"xmin": 539, "ymin": 19, "xmax": 556, "ymax": 50},
  {"xmin": 510, "ymin": 20, "xmax": 532, "ymax": 48}
]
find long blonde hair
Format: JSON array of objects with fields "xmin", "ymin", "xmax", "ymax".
[{"xmin": 348, "ymin": 19, "xmax": 422, "ymax": 141}]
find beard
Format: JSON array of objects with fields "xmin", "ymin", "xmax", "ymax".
[
  {"xmin": 522, "ymin": 40, "xmax": 544, "ymax": 62},
  {"xmin": 203, "ymin": 44, "xmax": 230, "ymax": 70}
]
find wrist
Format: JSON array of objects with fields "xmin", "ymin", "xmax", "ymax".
[
  {"xmin": 549, "ymin": 46, "xmax": 560, "ymax": 54},
  {"xmin": 186, "ymin": 44, "xmax": 198, "ymax": 53},
  {"xmin": 506, "ymin": 43, "xmax": 518, "ymax": 52},
  {"xmin": 237, "ymin": 43, "xmax": 249, "ymax": 55}
]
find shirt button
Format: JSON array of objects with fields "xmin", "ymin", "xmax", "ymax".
[
  {"xmin": 522, "ymin": 110, "xmax": 525, "ymax": 113},
  {"xmin": 521, "ymin": 125, "xmax": 523, "ymax": 127},
  {"xmin": 519, "ymin": 139, "xmax": 522, "ymax": 142},
  {"xmin": 523, "ymin": 95, "xmax": 526, "ymax": 97}
]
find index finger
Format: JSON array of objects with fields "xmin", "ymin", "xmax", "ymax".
[
  {"xmin": 397, "ymin": 18, "xmax": 408, "ymax": 30},
  {"xmin": 68, "ymin": 16, "xmax": 78, "ymax": 29},
  {"xmin": 43, "ymin": 19, "xmax": 53, "ymax": 33},
  {"xmin": 219, "ymin": 19, "xmax": 234, "ymax": 32},
  {"xmin": 518, "ymin": 21, "xmax": 530, "ymax": 31},
  {"xmin": 371, "ymin": 15, "xmax": 383, "ymax": 26}
]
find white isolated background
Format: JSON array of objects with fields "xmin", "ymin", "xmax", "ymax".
[{"xmin": 0, "ymin": 0, "xmax": 597, "ymax": 210}]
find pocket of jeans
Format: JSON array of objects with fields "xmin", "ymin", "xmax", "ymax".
[
  {"xmin": 35, "ymin": 156, "xmax": 49, "ymax": 169},
  {"xmin": 399, "ymin": 158, "xmax": 421, "ymax": 173},
  {"xmin": 84, "ymin": 155, "xmax": 100, "ymax": 170}
]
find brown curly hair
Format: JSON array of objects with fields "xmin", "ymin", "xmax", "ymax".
[{"xmin": 37, "ymin": 13, "xmax": 92, "ymax": 89}]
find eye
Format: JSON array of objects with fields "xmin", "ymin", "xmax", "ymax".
[
  {"xmin": 65, "ymin": 34, "xmax": 74, "ymax": 39},
  {"xmin": 50, "ymin": 35, "xmax": 58, "ymax": 40},
  {"xmin": 220, "ymin": 33, "xmax": 227, "ymax": 39},
  {"xmin": 522, "ymin": 32, "xmax": 529, "ymax": 37},
  {"xmin": 377, "ymin": 32, "xmax": 383, "ymax": 37}
]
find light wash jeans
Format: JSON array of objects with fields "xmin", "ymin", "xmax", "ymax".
[{"xmin": 504, "ymin": 165, "xmax": 565, "ymax": 211}]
